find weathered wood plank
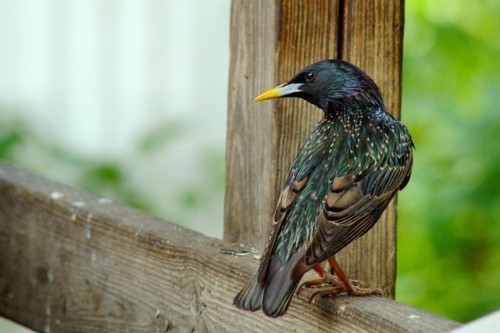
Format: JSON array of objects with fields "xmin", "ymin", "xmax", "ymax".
[
  {"xmin": 0, "ymin": 163, "xmax": 460, "ymax": 332},
  {"xmin": 274, "ymin": 0, "xmax": 340, "ymax": 218},
  {"xmin": 224, "ymin": 0, "xmax": 341, "ymax": 249},
  {"xmin": 224, "ymin": 0, "xmax": 280, "ymax": 248},
  {"xmin": 225, "ymin": 0, "xmax": 404, "ymax": 298},
  {"xmin": 334, "ymin": 0, "xmax": 405, "ymax": 298}
]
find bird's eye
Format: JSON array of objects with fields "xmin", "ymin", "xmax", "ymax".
[{"xmin": 305, "ymin": 72, "xmax": 316, "ymax": 82}]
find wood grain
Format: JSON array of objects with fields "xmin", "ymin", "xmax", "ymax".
[
  {"xmin": 225, "ymin": 0, "xmax": 404, "ymax": 298},
  {"xmin": 336, "ymin": 0, "xmax": 405, "ymax": 298},
  {"xmin": 274, "ymin": 0, "xmax": 339, "ymax": 205},
  {"xmin": 224, "ymin": 0, "xmax": 340, "ymax": 249},
  {"xmin": 0, "ymin": 162, "xmax": 460, "ymax": 332},
  {"xmin": 224, "ymin": 0, "xmax": 279, "ymax": 248}
]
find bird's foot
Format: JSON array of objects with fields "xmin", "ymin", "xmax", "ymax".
[
  {"xmin": 297, "ymin": 272, "xmax": 350, "ymax": 303},
  {"xmin": 296, "ymin": 273, "xmax": 343, "ymax": 296},
  {"xmin": 346, "ymin": 285, "xmax": 383, "ymax": 297},
  {"xmin": 298, "ymin": 272, "xmax": 383, "ymax": 303},
  {"xmin": 308, "ymin": 284, "xmax": 382, "ymax": 302}
]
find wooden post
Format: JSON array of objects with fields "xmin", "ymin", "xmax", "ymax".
[
  {"xmin": 224, "ymin": 0, "xmax": 404, "ymax": 297},
  {"xmin": 337, "ymin": 0, "xmax": 405, "ymax": 298}
]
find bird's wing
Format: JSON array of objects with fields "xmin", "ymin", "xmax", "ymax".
[
  {"xmin": 257, "ymin": 171, "xmax": 309, "ymax": 282},
  {"xmin": 304, "ymin": 152, "xmax": 413, "ymax": 266},
  {"xmin": 233, "ymin": 169, "xmax": 311, "ymax": 316}
]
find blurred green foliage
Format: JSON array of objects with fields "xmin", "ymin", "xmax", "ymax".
[
  {"xmin": 0, "ymin": 114, "xmax": 224, "ymax": 237},
  {"xmin": 397, "ymin": 0, "xmax": 500, "ymax": 323},
  {"xmin": 1, "ymin": 0, "xmax": 498, "ymax": 325},
  {"xmin": 0, "ymin": 117, "xmax": 153, "ymax": 212}
]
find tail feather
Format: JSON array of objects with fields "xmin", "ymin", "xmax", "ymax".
[
  {"xmin": 262, "ymin": 270, "xmax": 301, "ymax": 317},
  {"xmin": 234, "ymin": 269, "xmax": 300, "ymax": 317},
  {"xmin": 233, "ymin": 274, "xmax": 263, "ymax": 311},
  {"xmin": 234, "ymin": 249, "xmax": 307, "ymax": 317},
  {"xmin": 261, "ymin": 249, "xmax": 306, "ymax": 317}
]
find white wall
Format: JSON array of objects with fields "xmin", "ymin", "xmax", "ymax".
[
  {"xmin": 0, "ymin": 0, "xmax": 229, "ymax": 155},
  {"xmin": 0, "ymin": 0, "xmax": 231, "ymax": 238}
]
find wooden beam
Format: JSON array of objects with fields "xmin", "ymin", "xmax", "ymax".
[
  {"xmin": 224, "ymin": 0, "xmax": 281, "ymax": 251},
  {"xmin": 335, "ymin": 0, "xmax": 405, "ymax": 298},
  {"xmin": 225, "ymin": 0, "xmax": 404, "ymax": 297},
  {"xmin": 0, "ymin": 163, "xmax": 460, "ymax": 332},
  {"xmin": 224, "ymin": 0, "xmax": 339, "ymax": 250}
]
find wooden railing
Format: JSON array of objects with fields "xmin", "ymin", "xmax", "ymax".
[{"xmin": 0, "ymin": 162, "xmax": 460, "ymax": 332}]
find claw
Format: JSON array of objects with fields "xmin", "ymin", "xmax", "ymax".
[
  {"xmin": 297, "ymin": 270, "xmax": 383, "ymax": 301},
  {"xmin": 309, "ymin": 285, "xmax": 346, "ymax": 303},
  {"xmin": 298, "ymin": 258, "xmax": 383, "ymax": 303},
  {"xmin": 348, "ymin": 286, "xmax": 383, "ymax": 296},
  {"xmin": 297, "ymin": 273, "xmax": 343, "ymax": 297},
  {"xmin": 296, "ymin": 278, "xmax": 325, "ymax": 296},
  {"xmin": 297, "ymin": 274, "xmax": 342, "ymax": 295}
]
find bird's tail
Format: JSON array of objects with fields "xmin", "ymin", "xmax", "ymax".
[
  {"xmin": 260, "ymin": 257, "xmax": 303, "ymax": 317},
  {"xmin": 234, "ymin": 246, "xmax": 307, "ymax": 317},
  {"xmin": 233, "ymin": 274, "xmax": 263, "ymax": 312},
  {"xmin": 233, "ymin": 268, "xmax": 301, "ymax": 318}
]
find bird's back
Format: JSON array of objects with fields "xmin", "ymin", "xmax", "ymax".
[{"xmin": 235, "ymin": 105, "xmax": 413, "ymax": 317}]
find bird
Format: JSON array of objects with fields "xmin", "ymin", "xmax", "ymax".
[{"xmin": 233, "ymin": 59, "xmax": 414, "ymax": 318}]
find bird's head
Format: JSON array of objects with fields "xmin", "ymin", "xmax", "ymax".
[{"xmin": 254, "ymin": 60, "xmax": 384, "ymax": 112}]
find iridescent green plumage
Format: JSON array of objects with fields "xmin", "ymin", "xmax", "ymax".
[{"xmin": 234, "ymin": 60, "xmax": 413, "ymax": 317}]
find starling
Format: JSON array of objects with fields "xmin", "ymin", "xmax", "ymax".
[{"xmin": 233, "ymin": 60, "xmax": 414, "ymax": 317}]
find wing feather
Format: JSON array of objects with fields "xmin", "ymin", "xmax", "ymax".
[
  {"xmin": 257, "ymin": 173, "xmax": 309, "ymax": 282},
  {"xmin": 305, "ymin": 153, "xmax": 413, "ymax": 266}
]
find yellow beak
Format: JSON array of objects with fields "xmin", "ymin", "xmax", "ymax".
[{"xmin": 254, "ymin": 83, "xmax": 303, "ymax": 102}]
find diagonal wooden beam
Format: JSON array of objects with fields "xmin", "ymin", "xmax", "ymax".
[{"xmin": 0, "ymin": 162, "xmax": 459, "ymax": 332}]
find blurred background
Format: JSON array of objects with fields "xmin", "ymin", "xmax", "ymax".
[{"xmin": 0, "ymin": 0, "xmax": 498, "ymax": 331}]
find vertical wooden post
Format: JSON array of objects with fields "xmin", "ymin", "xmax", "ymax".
[
  {"xmin": 225, "ymin": 0, "xmax": 404, "ymax": 298},
  {"xmin": 336, "ymin": 0, "xmax": 404, "ymax": 298},
  {"xmin": 224, "ymin": 0, "xmax": 282, "ymax": 250}
]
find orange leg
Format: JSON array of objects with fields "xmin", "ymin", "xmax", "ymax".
[
  {"xmin": 296, "ymin": 263, "xmax": 344, "ymax": 302},
  {"xmin": 297, "ymin": 257, "xmax": 383, "ymax": 302},
  {"xmin": 328, "ymin": 257, "xmax": 354, "ymax": 293},
  {"xmin": 312, "ymin": 264, "xmax": 326, "ymax": 277}
]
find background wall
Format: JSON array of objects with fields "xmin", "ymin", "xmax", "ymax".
[
  {"xmin": 0, "ymin": 1, "xmax": 498, "ymax": 331},
  {"xmin": 0, "ymin": 0, "xmax": 229, "ymax": 239}
]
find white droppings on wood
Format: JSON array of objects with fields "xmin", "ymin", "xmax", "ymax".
[
  {"xmin": 408, "ymin": 314, "xmax": 420, "ymax": 319},
  {"xmin": 337, "ymin": 304, "xmax": 347, "ymax": 314},
  {"xmin": 72, "ymin": 201, "xmax": 86, "ymax": 207},
  {"xmin": 86, "ymin": 214, "xmax": 92, "ymax": 240},
  {"xmin": 98, "ymin": 197, "xmax": 113, "ymax": 204},
  {"xmin": 134, "ymin": 224, "xmax": 145, "ymax": 240},
  {"xmin": 50, "ymin": 191, "xmax": 63, "ymax": 200},
  {"xmin": 45, "ymin": 298, "xmax": 51, "ymax": 333},
  {"xmin": 47, "ymin": 269, "xmax": 54, "ymax": 283}
]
